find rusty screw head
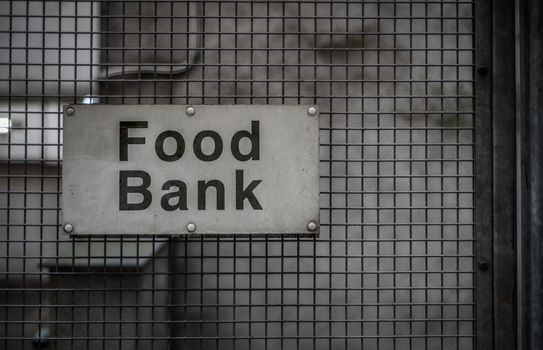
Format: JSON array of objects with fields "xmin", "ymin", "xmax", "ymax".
[
  {"xmin": 66, "ymin": 107, "xmax": 75, "ymax": 116},
  {"xmin": 478, "ymin": 258, "xmax": 489, "ymax": 271}
]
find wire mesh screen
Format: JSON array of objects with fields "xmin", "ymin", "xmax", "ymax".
[{"xmin": 1, "ymin": 1, "xmax": 475, "ymax": 349}]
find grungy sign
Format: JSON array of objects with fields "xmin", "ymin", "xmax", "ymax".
[{"xmin": 62, "ymin": 105, "xmax": 320, "ymax": 236}]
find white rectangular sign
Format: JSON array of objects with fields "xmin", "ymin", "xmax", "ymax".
[{"xmin": 62, "ymin": 105, "xmax": 319, "ymax": 235}]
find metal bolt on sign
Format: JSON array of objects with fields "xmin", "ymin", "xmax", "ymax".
[
  {"xmin": 63, "ymin": 223, "xmax": 73, "ymax": 233},
  {"xmin": 186, "ymin": 106, "xmax": 195, "ymax": 116},
  {"xmin": 307, "ymin": 106, "xmax": 317, "ymax": 116}
]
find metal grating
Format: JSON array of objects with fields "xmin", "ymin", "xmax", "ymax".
[{"xmin": 0, "ymin": 1, "xmax": 475, "ymax": 349}]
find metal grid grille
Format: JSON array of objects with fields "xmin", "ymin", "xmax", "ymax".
[{"xmin": 0, "ymin": 1, "xmax": 475, "ymax": 349}]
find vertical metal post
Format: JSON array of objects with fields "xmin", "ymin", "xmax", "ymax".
[
  {"xmin": 476, "ymin": 0, "xmax": 518, "ymax": 349},
  {"xmin": 491, "ymin": 1, "xmax": 518, "ymax": 349},
  {"xmin": 519, "ymin": 0, "xmax": 543, "ymax": 348},
  {"xmin": 474, "ymin": 0, "xmax": 494, "ymax": 346}
]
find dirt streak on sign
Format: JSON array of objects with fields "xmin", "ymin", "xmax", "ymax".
[{"xmin": 62, "ymin": 105, "xmax": 319, "ymax": 235}]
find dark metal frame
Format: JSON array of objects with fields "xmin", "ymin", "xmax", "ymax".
[
  {"xmin": 475, "ymin": 0, "xmax": 518, "ymax": 349},
  {"xmin": 518, "ymin": 0, "xmax": 543, "ymax": 349}
]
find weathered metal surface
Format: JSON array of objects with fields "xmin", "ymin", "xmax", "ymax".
[
  {"xmin": 62, "ymin": 105, "xmax": 319, "ymax": 235},
  {"xmin": 476, "ymin": 0, "xmax": 519, "ymax": 349},
  {"xmin": 519, "ymin": 0, "xmax": 543, "ymax": 348}
]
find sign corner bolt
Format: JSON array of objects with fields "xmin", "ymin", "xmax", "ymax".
[
  {"xmin": 63, "ymin": 223, "xmax": 73, "ymax": 234},
  {"xmin": 307, "ymin": 106, "xmax": 317, "ymax": 116}
]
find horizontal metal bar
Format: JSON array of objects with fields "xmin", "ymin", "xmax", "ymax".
[
  {"xmin": 0, "ymin": 335, "xmax": 476, "ymax": 341},
  {"xmin": 2, "ymin": 287, "xmax": 476, "ymax": 292},
  {"xmin": 0, "ymin": 30, "xmax": 476, "ymax": 35},
  {"xmin": 2, "ymin": 78, "xmax": 476, "ymax": 83},
  {"xmin": 0, "ymin": 302, "xmax": 476, "ymax": 308},
  {"xmin": 0, "ymin": 318, "xmax": 475, "ymax": 324},
  {"xmin": 0, "ymin": 254, "xmax": 476, "ymax": 259},
  {"xmin": 0, "ymin": 238, "xmax": 476, "ymax": 243},
  {"xmin": 3, "ymin": 62, "xmax": 476, "ymax": 67},
  {"xmin": 1, "ymin": 15, "xmax": 475, "ymax": 20}
]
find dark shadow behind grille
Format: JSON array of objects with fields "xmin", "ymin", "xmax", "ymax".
[{"xmin": 1, "ymin": 1, "xmax": 475, "ymax": 349}]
